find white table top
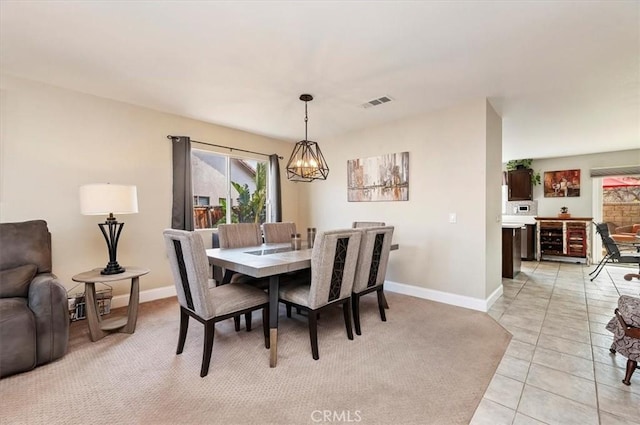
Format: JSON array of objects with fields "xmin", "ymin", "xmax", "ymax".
[
  {"xmin": 206, "ymin": 243, "xmax": 313, "ymax": 278},
  {"xmin": 206, "ymin": 241, "xmax": 400, "ymax": 279}
]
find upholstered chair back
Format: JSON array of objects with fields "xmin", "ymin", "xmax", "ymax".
[
  {"xmin": 352, "ymin": 221, "xmax": 385, "ymax": 229},
  {"xmin": 217, "ymin": 223, "xmax": 262, "ymax": 248},
  {"xmin": 163, "ymin": 229, "xmax": 216, "ymax": 320},
  {"xmin": 353, "ymin": 226, "xmax": 394, "ymax": 294},
  {"xmin": 307, "ymin": 229, "xmax": 361, "ymax": 310},
  {"xmin": 262, "ymin": 222, "xmax": 297, "ymax": 244},
  {"xmin": 0, "ymin": 220, "xmax": 52, "ymax": 274}
]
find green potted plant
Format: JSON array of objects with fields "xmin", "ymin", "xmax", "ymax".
[{"xmin": 505, "ymin": 159, "xmax": 541, "ymax": 185}]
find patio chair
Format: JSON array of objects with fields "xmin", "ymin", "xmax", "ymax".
[{"xmin": 590, "ymin": 222, "xmax": 640, "ymax": 281}]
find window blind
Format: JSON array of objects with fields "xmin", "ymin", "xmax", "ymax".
[{"xmin": 590, "ymin": 165, "xmax": 640, "ymax": 177}]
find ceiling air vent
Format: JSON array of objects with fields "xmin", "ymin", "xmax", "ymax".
[{"xmin": 361, "ymin": 96, "xmax": 393, "ymax": 109}]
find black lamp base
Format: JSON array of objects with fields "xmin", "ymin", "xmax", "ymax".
[
  {"xmin": 97, "ymin": 216, "xmax": 127, "ymax": 275},
  {"xmin": 101, "ymin": 262, "xmax": 125, "ymax": 275}
]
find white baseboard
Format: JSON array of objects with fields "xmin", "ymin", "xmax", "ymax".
[
  {"xmin": 485, "ymin": 284, "xmax": 504, "ymax": 310},
  {"xmin": 385, "ymin": 280, "xmax": 503, "ymax": 312},
  {"xmin": 111, "ymin": 281, "xmax": 505, "ymax": 314},
  {"xmin": 111, "ymin": 285, "xmax": 176, "ymax": 309}
]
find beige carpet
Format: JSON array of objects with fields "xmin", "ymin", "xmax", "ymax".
[{"xmin": 0, "ymin": 292, "xmax": 510, "ymax": 425}]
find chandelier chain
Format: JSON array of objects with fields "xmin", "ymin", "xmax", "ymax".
[{"xmin": 304, "ymin": 101, "xmax": 308, "ymax": 141}]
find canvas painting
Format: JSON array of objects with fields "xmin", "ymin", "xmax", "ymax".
[
  {"xmin": 543, "ymin": 169, "xmax": 581, "ymax": 197},
  {"xmin": 347, "ymin": 152, "xmax": 409, "ymax": 202}
]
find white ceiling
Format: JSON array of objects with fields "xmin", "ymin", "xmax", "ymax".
[{"xmin": 1, "ymin": 1, "xmax": 638, "ymax": 161}]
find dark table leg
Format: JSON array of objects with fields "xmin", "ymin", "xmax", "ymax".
[{"xmin": 268, "ymin": 275, "xmax": 280, "ymax": 367}]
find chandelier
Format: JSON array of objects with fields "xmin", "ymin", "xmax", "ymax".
[{"xmin": 285, "ymin": 94, "xmax": 329, "ymax": 182}]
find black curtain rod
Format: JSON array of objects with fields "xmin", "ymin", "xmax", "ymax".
[{"xmin": 167, "ymin": 135, "xmax": 283, "ymax": 159}]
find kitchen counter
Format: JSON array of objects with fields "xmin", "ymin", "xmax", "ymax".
[
  {"xmin": 502, "ymin": 223, "xmax": 525, "ymax": 229},
  {"xmin": 502, "ymin": 215, "xmax": 537, "ymax": 225},
  {"xmin": 535, "ymin": 216, "xmax": 594, "ymax": 221}
]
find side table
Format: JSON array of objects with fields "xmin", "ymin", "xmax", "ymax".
[{"xmin": 72, "ymin": 267, "xmax": 150, "ymax": 342}]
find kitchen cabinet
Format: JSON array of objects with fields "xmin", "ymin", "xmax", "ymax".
[
  {"xmin": 521, "ymin": 223, "xmax": 536, "ymax": 260},
  {"xmin": 535, "ymin": 217, "xmax": 592, "ymax": 264},
  {"xmin": 508, "ymin": 169, "xmax": 533, "ymax": 201},
  {"xmin": 539, "ymin": 221, "xmax": 564, "ymax": 256},
  {"xmin": 502, "ymin": 224, "xmax": 522, "ymax": 278},
  {"xmin": 566, "ymin": 222, "xmax": 587, "ymax": 257}
]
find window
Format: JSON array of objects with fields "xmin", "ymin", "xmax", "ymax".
[
  {"xmin": 193, "ymin": 196, "xmax": 210, "ymax": 206},
  {"xmin": 191, "ymin": 149, "xmax": 268, "ymax": 229}
]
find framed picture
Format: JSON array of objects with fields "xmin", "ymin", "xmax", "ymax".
[
  {"xmin": 347, "ymin": 152, "xmax": 409, "ymax": 202},
  {"xmin": 543, "ymin": 169, "xmax": 581, "ymax": 197}
]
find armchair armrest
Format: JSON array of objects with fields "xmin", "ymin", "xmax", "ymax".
[
  {"xmin": 28, "ymin": 273, "xmax": 69, "ymax": 365},
  {"xmin": 615, "ymin": 308, "xmax": 640, "ymax": 339}
]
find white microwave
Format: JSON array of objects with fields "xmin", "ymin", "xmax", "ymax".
[{"xmin": 514, "ymin": 205, "xmax": 530, "ymax": 213}]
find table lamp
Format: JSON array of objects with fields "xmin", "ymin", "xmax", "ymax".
[{"xmin": 80, "ymin": 183, "xmax": 138, "ymax": 275}]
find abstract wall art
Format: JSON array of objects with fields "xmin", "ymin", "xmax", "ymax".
[{"xmin": 347, "ymin": 152, "xmax": 409, "ymax": 202}]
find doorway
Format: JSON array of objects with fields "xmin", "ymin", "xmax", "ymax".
[{"xmin": 592, "ymin": 175, "xmax": 640, "ymax": 262}]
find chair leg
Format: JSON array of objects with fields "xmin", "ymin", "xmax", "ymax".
[
  {"xmin": 622, "ymin": 359, "xmax": 638, "ymax": 386},
  {"xmin": 590, "ymin": 256, "xmax": 611, "ymax": 281},
  {"xmin": 308, "ymin": 311, "xmax": 319, "ymax": 360},
  {"xmin": 352, "ymin": 294, "xmax": 362, "ymax": 336},
  {"xmin": 296, "ymin": 307, "xmax": 302, "ymax": 315},
  {"xmin": 201, "ymin": 320, "xmax": 215, "ymax": 378},
  {"xmin": 343, "ymin": 299, "xmax": 354, "ymax": 340},
  {"xmin": 245, "ymin": 312, "xmax": 252, "ymax": 332},
  {"xmin": 262, "ymin": 306, "xmax": 270, "ymax": 349},
  {"xmin": 377, "ymin": 288, "xmax": 387, "ymax": 322},
  {"xmin": 286, "ymin": 304, "xmax": 292, "ymax": 318},
  {"xmin": 589, "ymin": 255, "xmax": 608, "ymax": 275},
  {"xmin": 381, "ymin": 292, "xmax": 389, "ymax": 309},
  {"xmin": 234, "ymin": 315, "xmax": 241, "ymax": 331},
  {"xmin": 177, "ymin": 307, "xmax": 189, "ymax": 355}
]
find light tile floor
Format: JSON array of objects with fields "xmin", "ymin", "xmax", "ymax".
[{"xmin": 470, "ymin": 261, "xmax": 640, "ymax": 425}]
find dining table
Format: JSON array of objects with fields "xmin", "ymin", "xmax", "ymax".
[
  {"xmin": 206, "ymin": 242, "xmax": 312, "ymax": 367},
  {"xmin": 206, "ymin": 241, "xmax": 399, "ymax": 368}
]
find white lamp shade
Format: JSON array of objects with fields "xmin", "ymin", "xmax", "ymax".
[{"xmin": 79, "ymin": 184, "xmax": 139, "ymax": 215}]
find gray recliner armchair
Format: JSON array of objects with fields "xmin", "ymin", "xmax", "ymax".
[{"xmin": 0, "ymin": 220, "xmax": 69, "ymax": 378}]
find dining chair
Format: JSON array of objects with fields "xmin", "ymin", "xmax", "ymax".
[
  {"xmin": 278, "ymin": 228, "xmax": 362, "ymax": 360},
  {"xmin": 590, "ymin": 222, "xmax": 640, "ymax": 281},
  {"xmin": 352, "ymin": 221, "xmax": 386, "ymax": 228},
  {"xmin": 163, "ymin": 229, "xmax": 269, "ymax": 377},
  {"xmin": 352, "ymin": 226, "xmax": 394, "ymax": 335},
  {"xmin": 216, "ymin": 222, "xmax": 269, "ymax": 330},
  {"xmin": 216, "ymin": 223, "xmax": 265, "ymax": 284},
  {"xmin": 218, "ymin": 223, "xmax": 262, "ymax": 248},
  {"xmin": 262, "ymin": 222, "xmax": 296, "ymax": 243}
]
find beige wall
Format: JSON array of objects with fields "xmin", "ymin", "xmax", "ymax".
[
  {"xmin": 0, "ymin": 75, "xmax": 299, "ymax": 296},
  {"xmin": 485, "ymin": 101, "xmax": 503, "ymax": 299},
  {"xmin": 299, "ymin": 98, "xmax": 502, "ymax": 307}
]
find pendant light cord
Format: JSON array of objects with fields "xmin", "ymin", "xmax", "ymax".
[{"xmin": 304, "ymin": 101, "xmax": 308, "ymax": 141}]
